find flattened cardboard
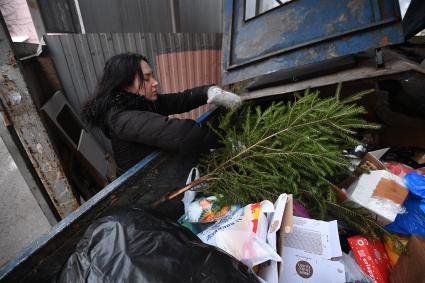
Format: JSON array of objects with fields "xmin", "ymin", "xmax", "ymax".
[
  {"xmin": 258, "ymin": 194, "xmax": 293, "ymax": 283},
  {"xmin": 359, "ymin": 148, "xmax": 390, "ymax": 170}
]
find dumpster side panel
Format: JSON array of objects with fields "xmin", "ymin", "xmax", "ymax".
[{"xmin": 222, "ymin": 0, "xmax": 405, "ymax": 84}]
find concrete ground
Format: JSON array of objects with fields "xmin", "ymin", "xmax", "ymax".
[{"xmin": 0, "ymin": 137, "xmax": 51, "ymax": 268}]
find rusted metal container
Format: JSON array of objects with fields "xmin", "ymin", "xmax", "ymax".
[{"xmin": 222, "ymin": 0, "xmax": 406, "ymax": 84}]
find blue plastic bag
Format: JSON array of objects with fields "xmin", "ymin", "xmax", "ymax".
[
  {"xmin": 385, "ymin": 173, "xmax": 425, "ymax": 237},
  {"xmin": 404, "ymin": 172, "xmax": 425, "ymax": 197}
]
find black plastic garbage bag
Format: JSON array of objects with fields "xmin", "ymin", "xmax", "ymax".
[{"xmin": 55, "ymin": 207, "xmax": 260, "ymax": 283}]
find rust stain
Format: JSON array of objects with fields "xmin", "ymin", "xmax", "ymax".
[
  {"xmin": 347, "ymin": 0, "xmax": 361, "ymax": 17},
  {"xmin": 2, "ymin": 76, "xmax": 16, "ymax": 91},
  {"xmin": 1, "ymin": 68, "xmax": 79, "ymax": 217},
  {"xmin": 278, "ymin": 8, "xmax": 302, "ymax": 32},
  {"xmin": 380, "ymin": 36, "xmax": 390, "ymax": 46},
  {"xmin": 238, "ymin": 7, "xmax": 305, "ymax": 60},
  {"xmin": 8, "ymin": 54, "xmax": 17, "ymax": 66}
]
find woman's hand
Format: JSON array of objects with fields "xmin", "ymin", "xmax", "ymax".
[{"xmin": 207, "ymin": 86, "xmax": 242, "ymax": 109}]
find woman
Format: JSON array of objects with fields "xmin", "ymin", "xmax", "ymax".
[{"xmin": 83, "ymin": 53, "xmax": 241, "ymax": 174}]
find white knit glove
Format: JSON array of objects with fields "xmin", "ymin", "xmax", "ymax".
[{"xmin": 207, "ymin": 86, "xmax": 242, "ymax": 109}]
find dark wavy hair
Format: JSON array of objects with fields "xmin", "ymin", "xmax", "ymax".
[{"xmin": 82, "ymin": 53, "xmax": 148, "ymax": 128}]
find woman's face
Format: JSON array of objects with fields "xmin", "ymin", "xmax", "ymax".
[{"xmin": 127, "ymin": 60, "xmax": 159, "ymax": 101}]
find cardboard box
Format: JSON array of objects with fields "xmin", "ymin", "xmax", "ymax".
[
  {"xmin": 348, "ymin": 236, "xmax": 391, "ymax": 283},
  {"xmin": 278, "ymin": 217, "xmax": 345, "ymax": 283},
  {"xmin": 359, "ymin": 148, "xmax": 390, "ymax": 171},
  {"xmin": 346, "ymin": 170, "xmax": 409, "ymax": 224},
  {"xmin": 259, "ymin": 200, "xmax": 346, "ymax": 283},
  {"xmin": 257, "ymin": 194, "xmax": 293, "ymax": 283},
  {"xmin": 391, "ymin": 236, "xmax": 425, "ymax": 283}
]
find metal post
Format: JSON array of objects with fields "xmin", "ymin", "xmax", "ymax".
[
  {"xmin": 0, "ymin": 101, "xmax": 58, "ymax": 225},
  {"xmin": 169, "ymin": 0, "xmax": 180, "ymax": 33},
  {"xmin": 0, "ymin": 10, "xmax": 79, "ymax": 218},
  {"xmin": 73, "ymin": 0, "xmax": 86, "ymax": 33},
  {"xmin": 26, "ymin": 0, "xmax": 47, "ymax": 43}
]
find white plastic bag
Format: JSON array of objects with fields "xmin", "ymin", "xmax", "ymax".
[
  {"xmin": 339, "ymin": 252, "xmax": 374, "ymax": 283},
  {"xmin": 197, "ymin": 200, "xmax": 281, "ymax": 268},
  {"xmin": 182, "ymin": 167, "xmax": 199, "ymax": 215}
]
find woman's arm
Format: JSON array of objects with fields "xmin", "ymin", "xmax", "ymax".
[
  {"xmin": 109, "ymin": 109, "xmax": 219, "ymax": 155},
  {"xmin": 157, "ymin": 85, "xmax": 211, "ymax": 115}
]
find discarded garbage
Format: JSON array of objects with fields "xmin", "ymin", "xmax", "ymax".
[
  {"xmin": 348, "ymin": 235, "xmax": 391, "ymax": 283},
  {"xmin": 197, "ymin": 199, "xmax": 282, "ymax": 268},
  {"xmin": 382, "ymin": 147, "xmax": 424, "ymax": 169},
  {"xmin": 257, "ymin": 194, "xmax": 293, "ymax": 283},
  {"xmin": 383, "ymin": 234, "xmax": 409, "ymax": 267},
  {"xmin": 280, "ymin": 217, "xmax": 345, "ymax": 283},
  {"xmin": 346, "ymin": 170, "xmax": 409, "ymax": 224},
  {"xmin": 339, "ymin": 252, "xmax": 374, "ymax": 283},
  {"xmin": 55, "ymin": 207, "xmax": 260, "ymax": 283},
  {"xmin": 385, "ymin": 172, "xmax": 425, "ymax": 237},
  {"xmin": 404, "ymin": 172, "xmax": 425, "ymax": 196},
  {"xmin": 185, "ymin": 196, "xmax": 239, "ymax": 223},
  {"xmin": 357, "ymin": 148, "xmax": 389, "ymax": 171},
  {"xmin": 385, "ymin": 161, "xmax": 425, "ymax": 177},
  {"xmin": 385, "ymin": 196, "xmax": 425, "ymax": 237},
  {"xmin": 180, "ymin": 167, "xmax": 239, "ymax": 224}
]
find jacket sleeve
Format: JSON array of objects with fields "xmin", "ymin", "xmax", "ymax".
[
  {"xmin": 109, "ymin": 110, "xmax": 220, "ymax": 155},
  {"xmin": 157, "ymin": 85, "xmax": 211, "ymax": 115}
]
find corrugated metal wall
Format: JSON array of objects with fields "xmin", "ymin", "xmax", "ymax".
[
  {"xmin": 78, "ymin": 0, "xmax": 223, "ymax": 33},
  {"xmin": 157, "ymin": 50, "xmax": 221, "ymax": 120},
  {"xmin": 45, "ymin": 33, "xmax": 222, "ymax": 153}
]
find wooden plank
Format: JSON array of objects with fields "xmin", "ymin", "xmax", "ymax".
[{"xmin": 0, "ymin": 17, "xmax": 79, "ymax": 218}]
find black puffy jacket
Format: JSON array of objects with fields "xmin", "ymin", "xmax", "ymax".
[{"xmin": 105, "ymin": 86, "xmax": 219, "ymax": 172}]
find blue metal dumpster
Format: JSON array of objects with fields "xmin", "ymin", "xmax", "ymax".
[{"xmin": 222, "ymin": 0, "xmax": 406, "ymax": 84}]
